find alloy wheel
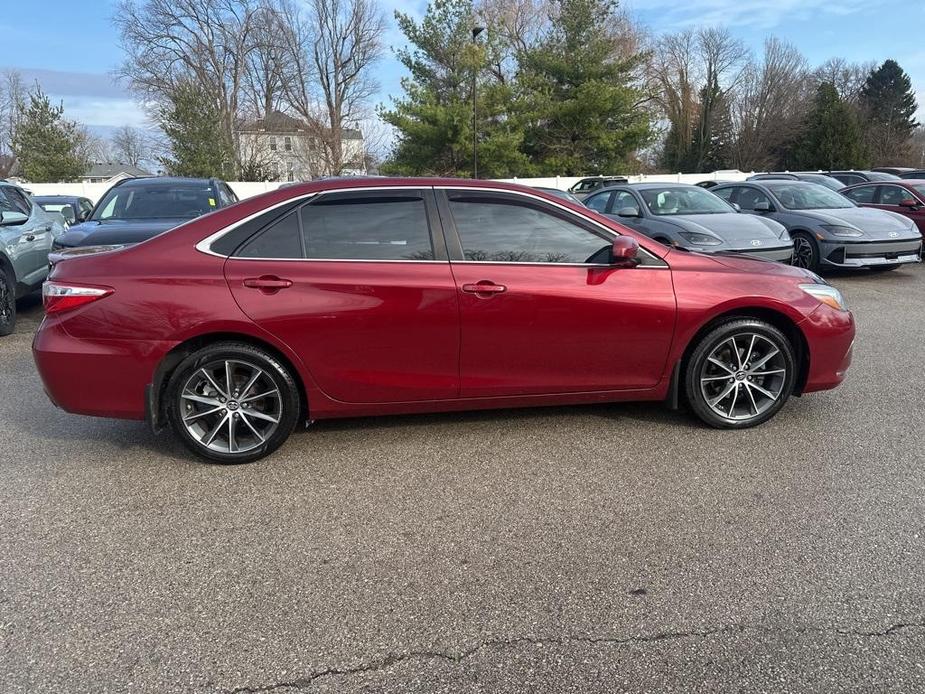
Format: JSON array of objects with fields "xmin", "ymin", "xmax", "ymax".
[
  {"xmin": 699, "ymin": 333, "xmax": 788, "ymax": 422},
  {"xmin": 791, "ymin": 235, "xmax": 815, "ymax": 269},
  {"xmin": 179, "ymin": 359, "xmax": 283, "ymax": 454}
]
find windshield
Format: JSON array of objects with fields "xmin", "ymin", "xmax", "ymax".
[
  {"xmin": 911, "ymin": 185, "xmax": 925, "ymax": 198},
  {"xmin": 769, "ymin": 183, "xmax": 854, "ymax": 210},
  {"xmin": 91, "ymin": 183, "xmax": 216, "ymax": 221},
  {"xmin": 866, "ymin": 171, "xmax": 900, "ymax": 181},
  {"xmin": 639, "ymin": 187, "xmax": 733, "ymax": 215}
]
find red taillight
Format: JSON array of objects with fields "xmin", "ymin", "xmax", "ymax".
[{"xmin": 43, "ymin": 282, "xmax": 113, "ymax": 314}]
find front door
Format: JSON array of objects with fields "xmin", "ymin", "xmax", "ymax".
[
  {"xmin": 438, "ymin": 189, "xmax": 676, "ymax": 398},
  {"xmin": 225, "ymin": 189, "xmax": 460, "ymax": 404}
]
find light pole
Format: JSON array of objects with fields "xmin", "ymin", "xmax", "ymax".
[{"xmin": 471, "ymin": 26, "xmax": 484, "ymax": 179}]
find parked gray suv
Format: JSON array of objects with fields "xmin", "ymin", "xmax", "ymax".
[
  {"xmin": 712, "ymin": 180, "xmax": 922, "ymax": 272},
  {"xmin": 0, "ymin": 181, "xmax": 63, "ymax": 335}
]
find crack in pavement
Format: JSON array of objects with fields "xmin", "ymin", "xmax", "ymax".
[{"xmin": 225, "ymin": 622, "xmax": 925, "ymax": 693}]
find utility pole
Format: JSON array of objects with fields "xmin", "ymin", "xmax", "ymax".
[{"xmin": 471, "ymin": 26, "xmax": 484, "ymax": 179}]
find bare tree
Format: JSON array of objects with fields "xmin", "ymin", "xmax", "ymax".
[
  {"xmin": 277, "ymin": 0, "xmax": 385, "ymax": 175},
  {"xmin": 813, "ymin": 57, "xmax": 876, "ymax": 104},
  {"xmin": 110, "ymin": 125, "xmax": 150, "ymax": 166},
  {"xmin": 0, "ymin": 70, "xmax": 27, "ymax": 177},
  {"xmin": 115, "ymin": 0, "xmax": 266, "ymax": 173},
  {"xmin": 731, "ymin": 38, "xmax": 811, "ymax": 171}
]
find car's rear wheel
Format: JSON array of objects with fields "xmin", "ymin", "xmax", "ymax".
[
  {"xmin": 0, "ymin": 266, "xmax": 16, "ymax": 337},
  {"xmin": 790, "ymin": 232, "xmax": 819, "ymax": 271},
  {"xmin": 165, "ymin": 342, "xmax": 301, "ymax": 464},
  {"xmin": 685, "ymin": 319, "xmax": 796, "ymax": 429}
]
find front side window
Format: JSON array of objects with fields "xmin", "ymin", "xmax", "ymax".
[
  {"xmin": 0, "ymin": 186, "xmax": 30, "ymax": 216},
  {"xmin": 843, "ymin": 185, "xmax": 876, "ymax": 204},
  {"xmin": 448, "ymin": 194, "xmax": 611, "ymax": 264},
  {"xmin": 639, "ymin": 186, "xmax": 733, "ymax": 216},
  {"xmin": 879, "ymin": 185, "xmax": 913, "ymax": 206},
  {"xmin": 300, "ymin": 194, "xmax": 434, "ymax": 260},
  {"xmin": 584, "ymin": 192, "xmax": 611, "ymax": 213},
  {"xmin": 612, "ymin": 190, "xmax": 638, "ymax": 212},
  {"xmin": 736, "ymin": 187, "xmax": 772, "ymax": 211},
  {"xmin": 712, "ymin": 187, "xmax": 734, "ymax": 202}
]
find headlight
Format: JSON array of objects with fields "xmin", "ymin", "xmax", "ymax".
[
  {"xmin": 799, "ymin": 283, "xmax": 848, "ymax": 311},
  {"xmin": 678, "ymin": 231, "xmax": 722, "ymax": 246},
  {"xmin": 820, "ymin": 224, "xmax": 863, "ymax": 238}
]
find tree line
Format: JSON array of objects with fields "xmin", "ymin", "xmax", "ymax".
[{"xmin": 0, "ymin": 0, "xmax": 920, "ymax": 183}]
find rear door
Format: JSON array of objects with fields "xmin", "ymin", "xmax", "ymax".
[
  {"xmin": 438, "ymin": 188, "xmax": 676, "ymax": 397},
  {"xmin": 225, "ymin": 188, "xmax": 460, "ymax": 403},
  {"xmin": 1, "ymin": 186, "xmax": 49, "ymax": 287}
]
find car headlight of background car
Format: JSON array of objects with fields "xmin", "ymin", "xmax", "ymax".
[
  {"xmin": 820, "ymin": 225, "xmax": 864, "ymax": 238},
  {"xmin": 678, "ymin": 231, "xmax": 722, "ymax": 246},
  {"xmin": 799, "ymin": 283, "xmax": 848, "ymax": 311}
]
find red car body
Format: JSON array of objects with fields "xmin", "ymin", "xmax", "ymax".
[
  {"xmin": 841, "ymin": 179, "xmax": 925, "ymax": 233},
  {"xmin": 33, "ymin": 178, "xmax": 854, "ymax": 432}
]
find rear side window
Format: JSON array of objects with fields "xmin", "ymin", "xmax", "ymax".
[
  {"xmin": 843, "ymin": 185, "xmax": 876, "ymax": 204},
  {"xmin": 300, "ymin": 195, "xmax": 434, "ymax": 260},
  {"xmin": 1, "ymin": 186, "xmax": 31, "ymax": 216},
  {"xmin": 712, "ymin": 187, "xmax": 734, "ymax": 202},
  {"xmin": 448, "ymin": 195, "xmax": 611, "ymax": 264},
  {"xmin": 237, "ymin": 211, "xmax": 303, "ymax": 259}
]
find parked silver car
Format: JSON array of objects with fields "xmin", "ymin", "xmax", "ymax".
[
  {"xmin": 712, "ymin": 180, "xmax": 923, "ymax": 272},
  {"xmin": 583, "ymin": 183, "xmax": 793, "ymax": 262},
  {"xmin": 0, "ymin": 181, "xmax": 63, "ymax": 335}
]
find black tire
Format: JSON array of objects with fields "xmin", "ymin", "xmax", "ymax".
[
  {"xmin": 0, "ymin": 265, "xmax": 16, "ymax": 337},
  {"xmin": 165, "ymin": 341, "xmax": 301, "ymax": 464},
  {"xmin": 790, "ymin": 231, "xmax": 819, "ymax": 271},
  {"xmin": 685, "ymin": 318, "xmax": 797, "ymax": 429}
]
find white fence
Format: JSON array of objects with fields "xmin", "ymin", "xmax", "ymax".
[{"xmin": 23, "ymin": 172, "xmax": 758, "ymax": 204}]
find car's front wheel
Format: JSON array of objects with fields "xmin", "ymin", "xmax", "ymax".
[
  {"xmin": 0, "ymin": 266, "xmax": 16, "ymax": 337},
  {"xmin": 685, "ymin": 319, "xmax": 796, "ymax": 429},
  {"xmin": 165, "ymin": 342, "xmax": 301, "ymax": 463},
  {"xmin": 790, "ymin": 232, "xmax": 819, "ymax": 271}
]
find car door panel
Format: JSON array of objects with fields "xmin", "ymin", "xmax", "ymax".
[
  {"xmin": 439, "ymin": 189, "xmax": 676, "ymax": 398},
  {"xmin": 225, "ymin": 188, "xmax": 460, "ymax": 404}
]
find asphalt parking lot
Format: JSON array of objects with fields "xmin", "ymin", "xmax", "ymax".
[{"xmin": 2, "ymin": 266, "xmax": 925, "ymax": 693}]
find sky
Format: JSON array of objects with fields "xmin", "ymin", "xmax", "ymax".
[{"xmin": 1, "ymin": 0, "xmax": 923, "ymax": 140}]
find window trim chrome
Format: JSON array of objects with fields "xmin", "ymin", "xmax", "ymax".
[{"xmin": 195, "ymin": 184, "xmax": 669, "ymax": 268}]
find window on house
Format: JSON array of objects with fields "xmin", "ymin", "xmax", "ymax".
[
  {"xmin": 284, "ymin": 136, "xmax": 292, "ymax": 152},
  {"xmin": 269, "ymin": 137, "xmax": 277, "ymax": 151}
]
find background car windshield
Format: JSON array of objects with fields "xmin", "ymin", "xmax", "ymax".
[
  {"xmin": 769, "ymin": 183, "xmax": 854, "ymax": 210},
  {"xmin": 92, "ymin": 184, "xmax": 216, "ymax": 220},
  {"xmin": 640, "ymin": 187, "xmax": 732, "ymax": 215}
]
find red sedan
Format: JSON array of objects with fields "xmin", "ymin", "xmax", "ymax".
[
  {"xmin": 33, "ymin": 178, "xmax": 855, "ymax": 464},
  {"xmin": 841, "ymin": 179, "xmax": 925, "ymax": 233}
]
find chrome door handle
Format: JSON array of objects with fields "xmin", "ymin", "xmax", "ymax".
[{"xmin": 462, "ymin": 281, "xmax": 507, "ymax": 296}]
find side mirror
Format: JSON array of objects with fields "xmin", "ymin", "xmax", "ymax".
[
  {"xmin": 77, "ymin": 209, "xmax": 91, "ymax": 222},
  {"xmin": 899, "ymin": 198, "xmax": 920, "ymax": 209},
  {"xmin": 753, "ymin": 201, "xmax": 772, "ymax": 212},
  {"xmin": 0, "ymin": 210, "xmax": 28, "ymax": 226},
  {"xmin": 617, "ymin": 206, "xmax": 641, "ymax": 218},
  {"xmin": 611, "ymin": 236, "xmax": 640, "ymax": 267}
]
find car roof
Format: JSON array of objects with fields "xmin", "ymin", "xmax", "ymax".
[
  {"xmin": 114, "ymin": 176, "xmax": 218, "ymax": 187},
  {"xmin": 625, "ymin": 182, "xmax": 701, "ymax": 190},
  {"xmin": 33, "ymin": 194, "xmax": 83, "ymax": 200}
]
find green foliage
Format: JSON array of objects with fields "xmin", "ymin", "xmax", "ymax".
[
  {"xmin": 687, "ymin": 78, "xmax": 734, "ymax": 172},
  {"xmin": 12, "ymin": 87, "xmax": 87, "ymax": 183},
  {"xmin": 795, "ymin": 82, "xmax": 867, "ymax": 170},
  {"xmin": 380, "ymin": 0, "xmax": 530, "ymax": 177},
  {"xmin": 518, "ymin": 0, "xmax": 652, "ymax": 175},
  {"xmin": 381, "ymin": 0, "xmax": 651, "ymax": 177},
  {"xmin": 860, "ymin": 59, "xmax": 919, "ymax": 162},
  {"xmin": 157, "ymin": 82, "xmax": 236, "ymax": 178}
]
